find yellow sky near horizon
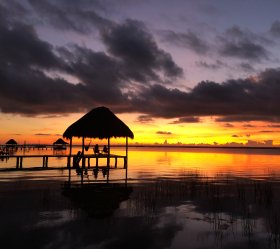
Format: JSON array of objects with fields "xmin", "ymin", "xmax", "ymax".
[{"xmin": 0, "ymin": 112, "xmax": 280, "ymax": 146}]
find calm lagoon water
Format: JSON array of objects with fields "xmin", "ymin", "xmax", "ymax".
[{"xmin": 0, "ymin": 147, "xmax": 280, "ymax": 249}]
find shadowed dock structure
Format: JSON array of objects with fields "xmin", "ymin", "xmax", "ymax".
[{"xmin": 63, "ymin": 106, "xmax": 134, "ymax": 183}]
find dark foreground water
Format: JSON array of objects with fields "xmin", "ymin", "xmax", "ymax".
[{"xmin": 0, "ymin": 147, "xmax": 280, "ymax": 249}]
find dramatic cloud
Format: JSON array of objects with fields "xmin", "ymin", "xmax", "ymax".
[
  {"xmin": 239, "ymin": 63, "xmax": 255, "ymax": 72},
  {"xmin": 28, "ymin": 0, "xmax": 111, "ymax": 33},
  {"xmin": 196, "ymin": 60, "xmax": 228, "ymax": 70},
  {"xmin": 0, "ymin": 6, "xmax": 183, "ymax": 115},
  {"xmin": 160, "ymin": 30, "xmax": 209, "ymax": 54},
  {"xmin": 1, "ymin": 0, "xmax": 280, "ymax": 125},
  {"xmin": 129, "ymin": 68, "xmax": 280, "ymax": 121},
  {"xmin": 270, "ymin": 20, "xmax": 280, "ymax": 37},
  {"xmin": 218, "ymin": 26, "xmax": 270, "ymax": 61},
  {"xmin": 102, "ymin": 20, "xmax": 183, "ymax": 83},
  {"xmin": 0, "ymin": 23, "xmax": 63, "ymax": 69}
]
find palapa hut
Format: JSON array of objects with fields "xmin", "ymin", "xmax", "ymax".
[
  {"xmin": 63, "ymin": 106, "xmax": 134, "ymax": 168},
  {"xmin": 6, "ymin": 139, "xmax": 17, "ymax": 148},
  {"xmin": 53, "ymin": 138, "xmax": 68, "ymax": 150}
]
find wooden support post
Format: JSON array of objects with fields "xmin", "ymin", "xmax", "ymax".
[
  {"xmin": 96, "ymin": 157, "xmax": 98, "ymax": 167},
  {"xmin": 126, "ymin": 136, "xmax": 128, "ymax": 158},
  {"xmin": 115, "ymin": 157, "xmax": 117, "ymax": 168},
  {"xmin": 124, "ymin": 157, "xmax": 127, "ymax": 169},
  {"xmin": 81, "ymin": 167, "xmax": 83, "ymax": 185},
  {"xmin": 82, "ymin": 136, "xmax": 85, "ymax": 155},
  {"xmin": 43, "ymin": 157, "xmax": 45, "ymax": 167},
  {"xmin": 46, "ymin": 157, "xmax": 48, "ymax": 168},
  {"xmin": 125, "ymin": 165, "xmax": 128, "ymax": 186},
  {"xmin": 20, "ymin": 157, "xmax": 23, "ymax": 169},
  {"xmin": 88, "ymin": 157, "xmax": 90, "ymax": 168},
  {"xmin": 125, "ymin": 137, "xmax": 128, "ymax": 168},
  {"xmin": 107, "ymin": 138, "xmax": 110, "ymax": 167},
  {"xmin": 67, "ymin": 137, "xmax": 72, "ymax": 168},
  {"xmin": 82, "ymin": 157, "xmax": 85, "ymax": 169},
  {"xmin": 68, "ymin": 137, "xmax": 72, "ymax": 185},
  {"xmin": 16, "ymin": 157, "xmax": 19, "ymax": 169},
  {"xmin": 106, "ymin": 167, "xmax": 109, "ymax": 183}
]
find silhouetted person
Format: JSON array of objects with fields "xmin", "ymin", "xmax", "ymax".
[
  {"xmin": 102, "ymin": 168, "xmax": 107, "ymax": 177},
  {"xmin": 102, "ymin": 145, "xmax": 108, "ymax": 153},
  {"xmin": 94, "ymin": 144, "xmax": 99, "ymax": 154},
  {"xmin": 73, "ymin": 151, "xmax": 82, "ymax": 167},
  {"xmin": 93, "ymin": 168, "xmax": 98, "ymax": 179}
]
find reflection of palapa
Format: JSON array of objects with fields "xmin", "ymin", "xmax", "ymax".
[{"xmin": 62, "ymin": 183, "xmax": 133, "ymax": 218}]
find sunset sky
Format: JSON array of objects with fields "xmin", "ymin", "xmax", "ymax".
[{"xmin": 1, "ymin": 0, "xmax": 280, "ymax": 146}]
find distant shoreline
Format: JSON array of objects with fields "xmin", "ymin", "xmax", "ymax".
[{"xmin": 1, "ymin": 144, "xmax": 280, "ymax": 150}]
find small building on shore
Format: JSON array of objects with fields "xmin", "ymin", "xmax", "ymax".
[
  {"xmin": 5, "ymin": 139, "xmax": 18, "ymax": 149},
  {"xmin": 53, "ymin": 138, "xmax": 68, "ymax": 150}
]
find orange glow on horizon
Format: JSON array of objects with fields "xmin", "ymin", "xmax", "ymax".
[
  {"xmin": 127, "ymin": 147, "xmax": 280, "ymax": 178},
  {"xmin": 0, "ymin": 113, "xmax": 280, "ymax": 146}
]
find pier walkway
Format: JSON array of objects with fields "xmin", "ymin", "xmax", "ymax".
[{"xmin": 0, "ymin": 153, "xmax": 127, "ymax": 170}]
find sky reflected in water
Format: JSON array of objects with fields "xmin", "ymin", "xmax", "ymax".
[{"xmin": 0, "ymin": 147, "xmax": 280, "ymax": 248}]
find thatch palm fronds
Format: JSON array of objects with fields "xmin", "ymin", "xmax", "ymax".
[
  {"xmin": 63, "ymin": 106, "xmax": 134, "ymax": 139},
  {"xmin": 6, "ymin": 139, "xmax": 17, "ymax": 145}
]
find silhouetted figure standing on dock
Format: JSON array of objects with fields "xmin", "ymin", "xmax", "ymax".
[
  {"xmin": 102, "ymin": 145, "xmax": 108, "ymax": 153},
  {"xmin": 94, "ymin": 144, "xmax": 99, "ymax": 154}
]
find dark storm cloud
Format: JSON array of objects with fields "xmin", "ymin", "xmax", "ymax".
[
  {"xmin": 0, "ymin": 6, "xmax": 183, "ymax": 115},
  {"xmin": 218, "ymin": 26, "xmax": 270, "ymax": 61},
  {"xmin": 1, "ymin": 0, "xmax": 279, "ymax": 123},
  {"xmin": 0, "ymin": 65, "xmax": 91, "ymax": 114},
  {"xmin": 28, "ymin": 0, "xmax": 111, "ymax": 33},
  {"xmin": 270, "ymin": 20, "xmax": 280, "ymax": 37},
  {"xmin": 61, "ymin": 45, "xmax": 126, "ymax": 105},
  {"xmin": 160, "ymin": 30, "xmax": 209, "ymax": 54},
  {"xmin": 0, "ymin": 18, "xmax": 93, "ymax": 114},
  {"xmin": 0, "ymin": 0, "xmax": 28, "ymax": 24},
  {"xmin": 0, "ymin": 23, "xmax": 63, "ymax": 69},
  {"xmin": 196, "ymin": 60, "xmax": 227, "ymax": 70},
  {"xmin": 239, "ymin": 63, "xmax": 255, "ymax": 72},
  {"xmin": 102, "ymin": 20, "xmax": 183, "ymax": 82},
  {"xmin": 129, "ymin": 68, "xmax": 280, "ymax": 121}
]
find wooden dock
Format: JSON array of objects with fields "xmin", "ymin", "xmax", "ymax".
[{"xmin": 0, "ymin": 153, "xmax": 127, "ymax": 170}]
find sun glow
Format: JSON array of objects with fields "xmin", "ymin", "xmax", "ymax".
[{"xmin": 0, "ymin": 112, "xmax": 280, "ymax": 146}]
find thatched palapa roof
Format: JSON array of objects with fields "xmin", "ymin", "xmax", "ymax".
[
  {"xmin": 6, "ymin": 139, "xmax": 17, "ymax": 145},
  {"xmin": 63, "ymin": 107, "xmax": 134, "ymax": 139}
]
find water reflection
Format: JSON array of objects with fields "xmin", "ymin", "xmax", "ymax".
[
  {"xmin": 127, "ymin": 175, "xmax": 280, "ymax": 249},
  {"xmin": 1, "ymin": 172, "xmax": 280, "ymax": 249},
  {"xmin": 62, "ymin": 183, "xmax": 132, "ymax": 218}
]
